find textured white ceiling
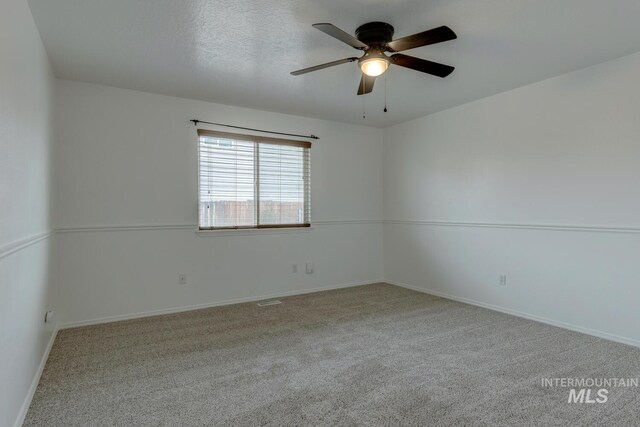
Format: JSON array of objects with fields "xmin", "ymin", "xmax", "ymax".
[{"xmin": 28, "ymin": 0, "xmax": 640, "ymax": 127}]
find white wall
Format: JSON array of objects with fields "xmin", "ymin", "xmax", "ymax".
[
  {"xmin": 54, "ymin": 80, "xmax": 384, "ymax": 326},
  {"xmin": 0, "ymin": 0, "xmax": 56, "ymax": 426},
  {"xmin": 384, "ymin": 51, "xmax": 640, "ymax": 346}
]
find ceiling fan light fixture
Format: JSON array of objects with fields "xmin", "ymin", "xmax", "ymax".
[{"xmin": 359, "ymin": 52, "xmax": 389, "ymax": 77}]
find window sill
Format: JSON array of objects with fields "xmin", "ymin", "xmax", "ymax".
[{"xmin": 195, "ymin": 226, "xmax": 313, "ymax": 237}]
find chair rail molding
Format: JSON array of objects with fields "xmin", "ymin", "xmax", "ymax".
[
  {"xmin": 384, "ymin": 219, "xmax": 640, "ymax": 234},
  {"xmin": 55, "ymin": 219, "xmax": 384, "ymax": 234},
  {"xmin": 0, "ymin": 230, "xmax": 55, "ymax": 260}
]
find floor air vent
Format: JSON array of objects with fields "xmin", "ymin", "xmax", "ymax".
[{"xmin": 257, "ymin": 299, "xmax": 282, "ymax": 307}]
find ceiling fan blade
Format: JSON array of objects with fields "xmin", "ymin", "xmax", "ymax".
[
  {"xmin": 387, "ymin": 26, "xmax": 457, "ymax": 52},
  {"xmin": 357, "ymin": 74, "xmax": 375, "ymax": 95},
  {"xmin": 313, "ymin": 23, "xmax": 369, "ymax": 50},
  {"xmin": 290, "ymin": 57, "xmax": 358, "ymax": 76},
  {"xmin": 390, "ymin": 54, "xmax": 454, "ymax": 78}
]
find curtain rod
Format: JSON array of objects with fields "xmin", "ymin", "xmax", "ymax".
[{"xmin": 190, "ymin": 119, "xmax": 319, "ymax": 140}]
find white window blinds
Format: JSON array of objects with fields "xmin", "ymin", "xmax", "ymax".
[{"xmin": 198, "ymin": 129, "xmax": 311, "ymax": 229}]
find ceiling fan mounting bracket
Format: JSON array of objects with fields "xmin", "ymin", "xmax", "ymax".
[{"xmin": 355, "ymin": 22, "xmax": 395, "ymax": 46}]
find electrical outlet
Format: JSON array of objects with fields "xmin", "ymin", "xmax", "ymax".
[
  {"xmin": 178, "ymin": 274, "xmax": 187, "ymax": 285},
  {"xmin": 292, "ymin": 264, "xmax": 298, "ymax": 273},
  {"xmin": 306, "ymin": 261, "xmax": 314, "ymax": 274},
  {"xmin": 499, "ymin": 275, "xmax": 507, "ymax": 287}
]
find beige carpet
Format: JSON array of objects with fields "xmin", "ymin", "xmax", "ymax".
[{"xmin": 24, "ymin": 283, "xmax": 640, "ymax": 426}]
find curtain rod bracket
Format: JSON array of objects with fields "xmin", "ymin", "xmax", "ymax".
[{"xmin": 189, "ymin": 119, "xmax": 319, "ymax": 140}]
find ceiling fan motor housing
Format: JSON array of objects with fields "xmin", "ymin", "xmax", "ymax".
[{"xmin": 355, "ymin": 22, "xmax": 395, "ymax": 47}]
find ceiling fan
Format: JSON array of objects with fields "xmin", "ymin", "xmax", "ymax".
[{"xmin": 291, "ymin": 22, "xmax": 457, "ymax": 95}]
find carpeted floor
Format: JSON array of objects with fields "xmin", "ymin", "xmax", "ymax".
[{"xmin": 25, "ymin": 283, "xmax": 640, "ymax": 426}]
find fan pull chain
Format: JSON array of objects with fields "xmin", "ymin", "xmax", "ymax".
[
  {"xmin": 362, "ymin": 79, "xmax": 366, "ymax": 119},
  {"xmin": 384, "ymin": 69, "xmax": 388, "ymax": 113},
  {"xmin": 362, "ymin": 96, "xmax": 366, "ymax": 119}
]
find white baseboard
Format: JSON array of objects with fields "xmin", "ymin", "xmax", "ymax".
[
  {"xmin": 14, "ymin": 327, "xmax": 58, "ymax": 427},
  {"xmin": 58, "ymin": 280, "xmax": 381, "ymax": 330},
  {"xmin": 387, "ymin": 280, "xmax": 640, "ymax": 349}
]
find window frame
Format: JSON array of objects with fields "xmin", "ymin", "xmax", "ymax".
[{"xmin": 197, "ymin": 129, "xmax": 311, "ymax": 231}]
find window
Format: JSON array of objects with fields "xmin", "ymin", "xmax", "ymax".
[{"xmin": 198, "ymin": 129, "xmax": 311, "ymax": 230}]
